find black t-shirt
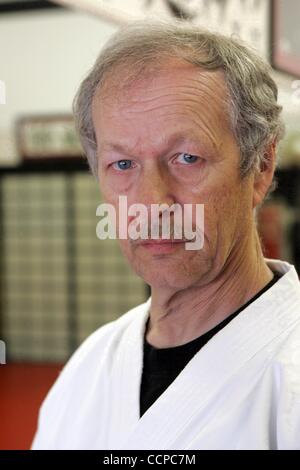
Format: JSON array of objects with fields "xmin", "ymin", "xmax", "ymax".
[{"xmin": 140, "ymin": 271, "xmax": 282, "ymax": 418}]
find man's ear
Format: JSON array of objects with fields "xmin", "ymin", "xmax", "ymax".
[{"xmin": 252, "ymin": 142, "xmax": 276, "ymax": 209}]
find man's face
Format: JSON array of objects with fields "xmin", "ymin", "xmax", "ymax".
[{"xmin": 92, "ymin": 59, "xmax": 255, "ymax": 290}]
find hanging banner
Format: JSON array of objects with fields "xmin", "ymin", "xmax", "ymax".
[{"xmin": 55, "ymin": 0, "xmax": 270, "ymax": 57}]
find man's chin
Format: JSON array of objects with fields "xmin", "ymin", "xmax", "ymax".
[
  {"xmin": 120, "ymin": 244, "xmax": 211, "ymax": 288},
  {"xmin": 131, "ymin": 264, "xmax": 199, "ymax": 291}
]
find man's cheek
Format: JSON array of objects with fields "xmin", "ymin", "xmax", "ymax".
[{"xmin": 117, "ymin": 240, "xmax": 133, "ymax": 264}]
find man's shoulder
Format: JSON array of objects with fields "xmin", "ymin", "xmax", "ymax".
[
  {"xmin": 33, "ymin": 298, "xmax": 150, "ymax": 448},
  {"xmin": 273, "ymin": 319, "xmax": 300, "ymax": 367},
  {"xmin": 61, "ymin": 297, "xmax": 150, "ymax": 374},
  {"xmin": 269, "ymin": 320, "xmax": 300, "ymax": 449}
]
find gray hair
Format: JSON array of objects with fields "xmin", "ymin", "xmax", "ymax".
[{"xmin": 73, "ymin": 19, "xmax": 285, "ymax": 190}]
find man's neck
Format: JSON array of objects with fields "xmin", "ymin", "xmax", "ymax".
[{"xmin": 145, "ymin": 232, "xmax": 274, "ymax": 349}]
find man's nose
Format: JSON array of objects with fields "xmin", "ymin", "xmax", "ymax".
[{"xmin": 136, "ymin": 166, "xmax": 175, "ymax": 209}]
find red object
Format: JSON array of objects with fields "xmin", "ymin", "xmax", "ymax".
[
  {"xmin": 0, "ymin": 362, "xmax": 63, "ymax": 450},
  {"xmin": 258, "ymin": 203, "xmax": 283, "ymax": 259}
]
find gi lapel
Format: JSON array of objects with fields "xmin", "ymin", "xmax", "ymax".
[{"xmin": 106, "ymin": 298, "xmax": 151, "ymax": 449}]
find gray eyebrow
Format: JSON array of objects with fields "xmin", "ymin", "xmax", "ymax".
[{"xmin": 99, "ymin": 131, "xmax": 211, "ymax": 158}]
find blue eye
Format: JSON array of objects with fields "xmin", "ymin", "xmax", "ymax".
[
  {"xmin": 113, "ymin": 159, "xmax": 133, "ymax": 170},
  {"xmin": 177, "ymin": 153, "xmax": 199, "ymax": 164}
]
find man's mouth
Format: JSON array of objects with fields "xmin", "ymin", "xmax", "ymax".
[
  {"xmin": 136, "ymin": 239, "xmax": 186, "ymax": 253},
  {"xmin": 137, "ymin": 238, "xmax": 187, "ymax": 245}
]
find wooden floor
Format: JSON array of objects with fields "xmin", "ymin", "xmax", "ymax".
[{"xmin": 0, "ymin": 363, "xmax": 63, "ymax": 450}]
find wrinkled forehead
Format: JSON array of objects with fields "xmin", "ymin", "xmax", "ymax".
[
  {"xmin": 92, "ymin": 60, "xmax": 235, "ymax": 163},
  {"xmin": 92, "ymin": 58, "xmax": 230, "ymax": 117},
  {"xmin": 91, "ymin": 60, "xmax": 234, "ymax": 161}
]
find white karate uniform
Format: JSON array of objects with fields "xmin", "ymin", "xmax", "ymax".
[{"xmin": 31, "ymin": 259, "xmax": 300, "ymax": 450}]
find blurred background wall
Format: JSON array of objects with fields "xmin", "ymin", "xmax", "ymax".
[{"xmin": 0, "ymin": 0, "xmax": 300, "ymax": 449}]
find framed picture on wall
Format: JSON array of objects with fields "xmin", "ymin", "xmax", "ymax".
[
  {"xmin": 15, "ymin": 114, "xmax": 84, "ymax": 160},
  {"xmin": 0, "ymin": 1, "xmax": 64, "ymax": 13},
  {"xmin": 272, "ymin": 0, "xmax": 300, "ymax": 77}
]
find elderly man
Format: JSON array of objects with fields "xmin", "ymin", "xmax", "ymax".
[{"xmin": 32, "ymin": 20, "xmax": 300, "ymax": 450}]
